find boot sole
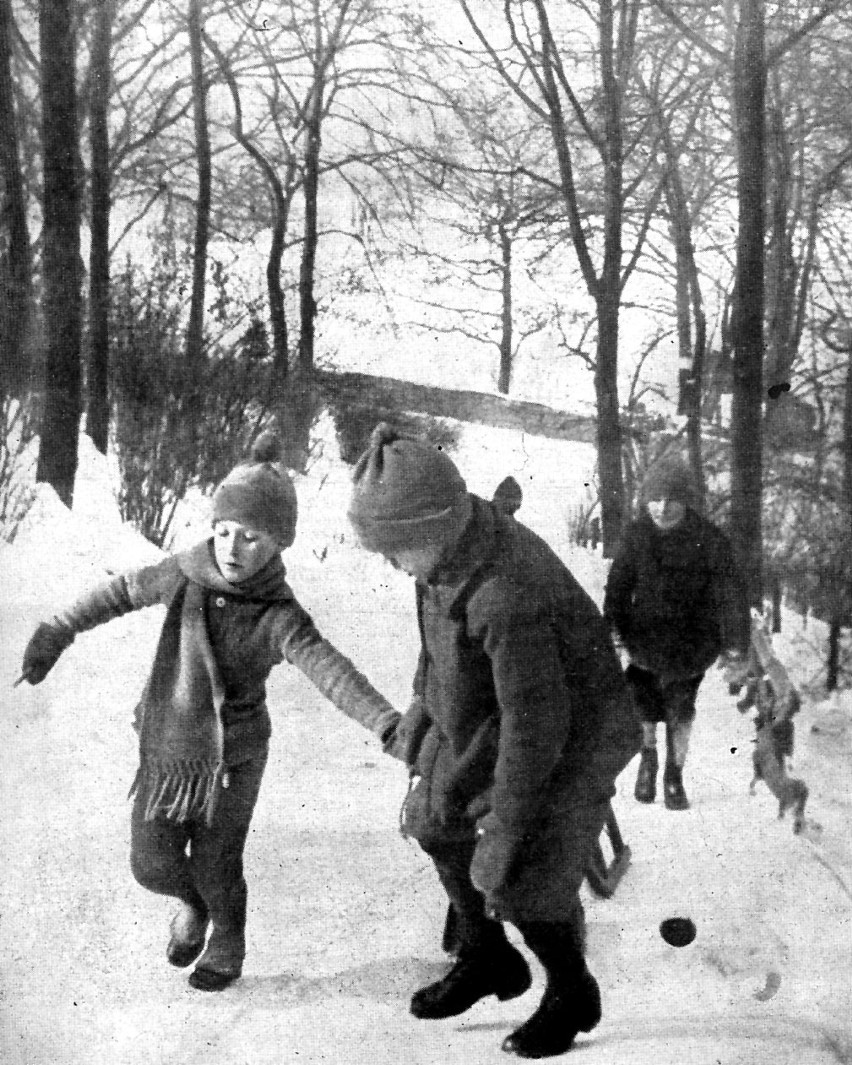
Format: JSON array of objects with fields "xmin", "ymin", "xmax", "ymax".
[
  {"xmin": 411, "ymin": 971, "xmax": 532, "ymax": 1019},
  {"xmin": 167, "ymin": 940, "xmax": 207, "ymax": 968},
  {"xmin": 188, "ymin": 967, "xmax": 241, "ymax": 992}
]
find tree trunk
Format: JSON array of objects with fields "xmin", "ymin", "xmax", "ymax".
[
  {"xmin": 185, "ymin": 0, "xmax": 210, "ymax": 385},
  {"xmin": 497, "ymin": 221, "xmax": 513, "ymax": 394},
  {"xmin": 298, "ymin": 81, "xmax": 321, "ymax": 373},
  {"xmin": 268, "ymin": 211, "xmax": 289, "ymax": 391},
  {"xmin": 36, "ymin": 0, "xmax": 82, "ymax": 506},
  {"xmin": 0, "ymin": 0, "xmax": 32, "ymax": 399},
  {"xmin": 666, "ymin": 169, "xmax": 706, "ymax": 509},
  {"xmin": 596, "ymin": 292, "xmax": 624, "ymax": 554},
  {"xmin": 204, "ymin": 30, "xmax": 291, "ymax": 395},
  {"xmin": 826, "ymin": 618, "xmax": 841, "ymax": 692},
  {"xmin": 86, "ymin": 0, "xmax": 113, "ymax": 454},
  {"xmin": 731, "ymin": 0, "xmax": 766, "ymax": 607}
]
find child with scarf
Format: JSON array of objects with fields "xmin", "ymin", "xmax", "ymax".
[{"xmin": 18, "ymin": 433, "xmax": 400, "ymax": 992}]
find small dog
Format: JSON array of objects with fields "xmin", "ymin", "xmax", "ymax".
[{"xmin": 739, "ymin": 675, "xmax": 808, "ymax": 833}]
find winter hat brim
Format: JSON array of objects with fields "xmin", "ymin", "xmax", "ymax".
[
  {"xmin": 212, "ymin": 432, "xmax": 298, "ymax": 547},
  {"xmin": 348, "ymin": 423, "xmax": 470, "ymax": 555},
  {"xmin": 640, "ymin": 457, "xmax": 697, "ymax": 509}
]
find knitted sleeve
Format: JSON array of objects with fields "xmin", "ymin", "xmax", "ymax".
[
  {"xmin": 51, "ymin": 555, "xmax": 182, "ymax": 637},
  {"xmin": 275, "ymin": 603, "xmax": 400, "ymax": 746}
]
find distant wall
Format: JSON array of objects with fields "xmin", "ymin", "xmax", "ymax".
[{"xmin": 315, "ymin": 369, "xmax": 597, "ymax": 463}]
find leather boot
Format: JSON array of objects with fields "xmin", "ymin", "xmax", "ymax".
[
  {"xmin": 663, "ymin": 764, "xmax": 689, "ymax": 810},
  {"xmin": 188, "ymin": 925, "xmax": 245, "ymax": 992},
  {"xmin": 502, "ymin": 968, "xmax": 601, "ymax": 1058},
  {"xmin": 411, "ymin": 941, "xmax": 531, "ymax": 1019},
  {"xmin": 634, "ymin": 747, "xmax": 658, "ymax": 803},
  {"xmin": 166, "ymin": 902, "xmax": 209, "ymax": 968}
]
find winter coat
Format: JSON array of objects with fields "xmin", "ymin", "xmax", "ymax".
[
  {"xmin": 603, "ymin": 508, "xmax": 750, "ymax": 682},
  {"xmin": 388, "ymin": 496, "xmax": 640, "ymax": 923},
  {"xmin": 47, "ymin": 541, "xmax": 399, "ymax": 784}
]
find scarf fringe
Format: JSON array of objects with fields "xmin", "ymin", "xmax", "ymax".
[{"xmin": 129, "ymin": 759, "xmax": 226, "ymax": 827}]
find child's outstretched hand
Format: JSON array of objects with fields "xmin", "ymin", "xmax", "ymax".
[{"xmin": 18, "ymin": 622, "xmax": 73, "ymax": 685}]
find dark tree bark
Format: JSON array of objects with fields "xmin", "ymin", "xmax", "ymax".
[
  {"xmin": 497, "ymin": 220, "xmax": 513, "ymax": 394},
  {"xmin": 665, "ymin": 164, "xmax": 707, "ymax": 509},
  {"xmin": 730, "ymin": 0, "xmax": 766, "ymax": 607},
  {"xmin": 0, "ymin": 0, "xmax": 32, "ymax": 399},
  {"xmin": 185, "ymin": 0, "xmax": 210, "ymax": 384},
  {"xmin": 86, "ymin": 0, "xmax": 114, "ymax": 453},
  {"xmin": 205, "ymin": 31, "xmax": 294, "ymax": 392},
  {"xmin": 36, "ymin": 0, "xmax": 82, "ymax": 506},
  {"xmin": 298, "ymin": 79, "xmax": 321, "ymax": 373}
]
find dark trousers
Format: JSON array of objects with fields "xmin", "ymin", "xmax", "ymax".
[
  {"xmin": 626, "ymin": 666, "xmax": 702, "ymax": 770},
  {"xmin": 130, "ymin": 749, "xmax": 268, "ymax": 941},
  {"xmin": 420, "ymin": 838, "xmax": 587, "ymax": 981},
  {"xmin": 626, "ymin": 665, "xmax": 703, "ymax": 726}
]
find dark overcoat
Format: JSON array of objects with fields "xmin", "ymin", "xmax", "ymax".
[
  {"xmin": 603, "ymin": 509, "xmax": 750, "ymax": 682},
  {"xmin": 391, "ymin": 496, "xmax": 640, "ymax": 923}
]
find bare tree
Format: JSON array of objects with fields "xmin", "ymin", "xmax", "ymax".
[
  {"xmin": 185, "ymin": 0, "xmax": 211, "ymax": 384},
  {"xmin": 35, "ymin": 0, "xmax": 82, "ymax": 506},
  {"xmin": 0, "ymin": 0, "xmax": 32, "ymax": 399},
  {"xmin": 460, "ymin": 0, "xmax": 660, "ymax": 554},
  {"xmin": 86, "ymin": 0, "xmax": 115, "ymax": 453}
]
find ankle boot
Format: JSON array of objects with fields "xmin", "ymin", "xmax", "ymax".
[
  {"xmin": 663, "ymin": 764, "xmax": 689, "ymax": 810},
  {"xmin": 502, "ymin": 968, "xmax": 602, "ymax": 1058},
  {"xmin": 411, "ymin": 941, "xmax": 531, "ymax": 1019},
  {"xmin": 166, "ymin": 902, "xmax": 209, "ymax": 968},
  {"xmin": 188, "ymin": 925, "xmax": 245, "ymax": 992},
  {"xmin": 634, "ymin": 747, "xmax": 658, "ymax": 803}
]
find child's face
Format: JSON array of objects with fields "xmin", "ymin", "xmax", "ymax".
[
  {"xmin": 213, "ymin": 520, "xmax": 282, "ymax": 582},
  {"xmin": 384, "ymin": 543, "xmax": 445, "ymax": 582},
  {"xmin": 647, "ymin": 497, "xmax": 686, "ymax": 531}
]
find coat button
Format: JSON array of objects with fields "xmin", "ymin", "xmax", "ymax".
[{"xmin": 215, "ymin": 596, "xmax": 226, "ymax": 608}]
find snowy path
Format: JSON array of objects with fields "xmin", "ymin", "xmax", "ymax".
[{"xmin": 2, "ymin": 476, "xmax": 851, "ymax": 1065}]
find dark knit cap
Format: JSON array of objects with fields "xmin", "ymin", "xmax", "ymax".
[
  {"xmin": 640, "ymin": 456, "xmax": 697, "ymax": 509},
  {"xmin": 348, "ymin": 423, "xmax": 470, "ymax": 554},
  {"xmin": 212, "ymin": 432, "xmax": 298, "ymax": 546}
]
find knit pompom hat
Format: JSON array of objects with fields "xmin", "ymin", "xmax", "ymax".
[
  {"xmin": 212, "ymin": 432, "xmax": 298, "ymax": 547},
  {"xmin": 348, "ymin": 423, "xmax": 470, "ymax": 554},
  {"xmin": 640, "ymin": 456, "xmax": 698, "ymax": 510}
]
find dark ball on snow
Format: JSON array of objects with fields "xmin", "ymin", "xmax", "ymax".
[{"xmin": 659, "ymin": 916, "xmax": 696, "ymax": 947}]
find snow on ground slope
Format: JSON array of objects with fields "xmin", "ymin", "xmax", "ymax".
[{"xmin": 1, "ymin": 430, "xmax": 850, "ymax": 1065}]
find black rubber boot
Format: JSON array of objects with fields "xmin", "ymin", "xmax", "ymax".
[
  {"xmin": 505, "ymin": 920, "xmax": 601, "ymax": 1059},
  {"xmin": 502, "ymin": 968, "xmax": 601, "ymax": 1058},
  {"xmin": 410, "ymin": 941, "xmax": 532, "ymax": 1019},
  {"xmin": 663, "ymin": 764, "xmax": 689, "ymax": 810},
  {"xmin": 634, "ymin": 747, "xmax": 658, "ymax": 803}
]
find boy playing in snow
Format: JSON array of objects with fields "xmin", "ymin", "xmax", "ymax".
[
  {"xmin": 347, "ymin": 423, "xmax": 640, "ymax": 1060},
  {"xmin": 18, "ymin": 433, "xmax": 399, "ymax": 992},
  {"xmin": 603, "ymin": 456, "xmax": 750, "ymax": 810}
]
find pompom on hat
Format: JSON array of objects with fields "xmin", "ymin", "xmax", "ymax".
[
  {"xmin": 212, "ymin": 431, "xmax": 298, "ymax": 547},
  {"xmin": 348, "ymin": 423, "xmax": 471, "ymax": 555},
  {"xmin": 640, "ymin": 455, "xmax": 699, "ymax": 511}
]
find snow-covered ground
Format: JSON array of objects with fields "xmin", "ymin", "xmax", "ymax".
[{"xmin": 1, "ymin": 422, "xmax": 850, "ymax": 1065}]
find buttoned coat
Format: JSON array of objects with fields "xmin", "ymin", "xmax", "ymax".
[
  {"xmin": 391, "ymin": 496, "xmax": 640, "ymax": 922},
  {"xmin": 603, "ymin": 509, "xmax": 750, "ymax": 683}
]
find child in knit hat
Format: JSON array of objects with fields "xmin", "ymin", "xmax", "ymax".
[
  {"xmin": 18, "ymin": 432, "xmax": 399, "ymax": 992},
  {"xmin": 348, "ymin": 424, "xmax": 640, "ymax": 1059},
  {"xmin": 604, "ymin": 455, "xmax": 750, "ymax": 810}
]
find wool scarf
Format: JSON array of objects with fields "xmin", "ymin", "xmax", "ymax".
[{"xmin": 130, "ymin": 540, "xmax": 292, "ymax": 826}]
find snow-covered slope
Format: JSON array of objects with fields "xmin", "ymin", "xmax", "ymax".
[{"xmin": 1, "ymin": 423, "xmax": 850, "ymax": 1065}]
